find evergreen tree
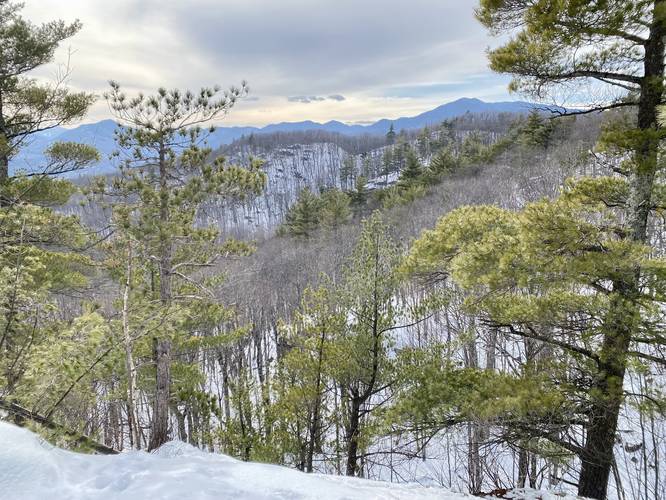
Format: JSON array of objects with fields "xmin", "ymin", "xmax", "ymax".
[
  {"xmin": 433, "ymin": 120, "xmax": 455, "ymax": 150},
  {"xmin": 519, "ymin": 110, "xmax": 554, "ymax": 149},
  {"xmin": 397, "ymin": 148, "xmax": 423, "ymax": 187},
  {"xmin": 273, "ymin": 284, "xmax": 343, "ymax": 472},
  {"xmin": 339, "ymin": 155, "xmax": 357, "ymax": 190},
  {"xmin": 360, "ymin": 154, "xmax": 373, "ymax": 178},
  {"xmin": 417, "ymin": 127, "xmax": 431, "ymax": 157},
  {"xmin": 459, "ymin": 132, "xmax": 489, "ymax": 166},
  {"xmin": 320, "ymin": 189, "xmax": 351, "ymax": 229},
  {"xmin": 0, "ymin": 198, "xmax": 95, "ymax": 400},
  {"xmin": 423, "ymin": 147, "xmax": 456, "ymax": 183},
  {"xmin": 336, "ymin": 212, "xmax": 403, "ymax": 476},
  {"xmin": 385, "ymin": 123, "xmax": 396, "ymax": 145},
  {"xmin": 281, "ymin": 187, "xmax": 323, "ymax": 238},
  {"xmin": 412, "ymin": 2, "xmax": 666, "ymax": 496},
  {"xmin": 380, "ymin": 148, "xmax": 394, "ymax": 180},
  {"xmin": 393, "ymin": 135, "xmax": 408, "ymax": 172},
  {"xmin": 403, "ymin": 191, "xmax": 666, "ymax": 498},
  {"xmin": 0, "ymin": 1, "xmax": 95, "ymax": 189},
  {"xmin": 349, "ymin": 176, "xmax": 369, "ymax": 217},
  {"xmin": 100, "ymin": 82, "xmax": 265, "ymax": 450},
  {"xmin": 0, "ymin": 3, "xmax": 99, "ymax": 409}
]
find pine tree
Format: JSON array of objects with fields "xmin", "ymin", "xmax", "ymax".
[
  {"xmin": 397, "ymin": 148, "xmax": 423, "ymax": 187},
  {"xmin": 273, "ymin": 284, "xmax": 343, "ymax": 472},
  {"xmin": 349, "ymin": 176, "xmax": 369, "ymax": 217},
  {"xmin": 519, "ymin": 110, "xmax": 554, "ymax": 149},
  {"xmin": 0, "ymin": 3, "xmax": 98, "ymax": 408},
  {"xmin": 381, "ymin": 148, "xmax": 394, "ymax": 180},
  {"xmin": 393, "ymin": 135, "xmax": 408, "ymax": 172},
  {"xmin": 101, "ymin": 82, "xmax": 265, "ymax": 450},
  {"xmin": 459, "ymin": 132, "xmax": 488, "ymax": 166},
  {"xmin": 0, "ymin": 1, "xmax": 95, "ymax": 190},
  {"xmin": 360, "ymin": 154, "xmax": 373, "ymax": 178},
  {"xmin": 281, "ymin": 187, "xmax": 323, "ymax": 238},
  {"xmin": 336, "ymin": 212, "xmax": 403, "ymax": 476},
  {"xmin": 404, "ymin": 191, "xmax": 666, "ymax": 497},
  {"xmin": 433, "ymin": 120, "xmax": 455, "ymax": 150},
  {"xmin": 320, "ymin": 189, "xmax": 351, "ymax": 229},
  {"xmin": 424, "ymin": 147, "xmax": 456, "ymax": 183},
  {"xmin": 417, "ymin": 127, "xmax": 431, "ymax": 157},
  {"xmin": 385, "ymin": 123, "xmax": 396, "ymax": 145},
  {"xmin": 339, "ymin": 155, "xmax": 357, "ymax": 190},
  {"xmin": 475, "ymin": 2, "xmax": 666, "ymax": 497}
]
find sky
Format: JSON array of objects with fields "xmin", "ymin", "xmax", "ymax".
[{"xmin": 21, "ymin": 0, "xmax": 513, "ymax": 127}]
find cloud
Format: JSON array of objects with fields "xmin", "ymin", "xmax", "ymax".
[
  {"xmin": 287, "ymin": 96, "xmax": 327, "ymax": 103},
  {"xmin": 384, "ymin": 77, "xmax": 510, "ymax": 98},
  {"xmin": 69, "ymin": 0, "xmax": 495, "ymax": 98},
  {"xmin": 287, "ymin": 94, "xmax": 346, "ymax": 103},
  {"xmin": 19, "ymin": 0, "xmax": 512, "ymax": 125}
]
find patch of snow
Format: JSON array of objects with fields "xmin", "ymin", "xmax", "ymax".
[
  {"xmin": 366, "ymin": 171, "xmax": 400, "ymax": 191},
  {"xmin": 0, "ymin": 421, "xmax": 465, "ymax": 500},
  {"xmin": 492, "ymin": 488, "xmax": 583, "ymax": 499}
]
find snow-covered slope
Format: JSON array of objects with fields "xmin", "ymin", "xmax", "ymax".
[{"xmin": 0, "ymin": 421, "xmax": 463, "ymax": 500}]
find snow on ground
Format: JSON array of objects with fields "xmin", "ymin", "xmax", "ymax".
[
  {"xmin": 0, "ymin": 422, "xmax": 584, "ymax": 500},
  {"xmin": 0, "ymin": 421, "xmax": 460, "ymax": 500}
]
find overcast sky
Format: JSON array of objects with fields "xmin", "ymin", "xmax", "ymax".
[{"xmin": 22, "ymin": 0, "xmax": 512, "ymax": 126}]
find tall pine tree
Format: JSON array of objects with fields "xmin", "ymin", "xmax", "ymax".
[
  {"xmin": 101, "ymin": 82, "xmax": 265, "ymax": 450},
  {"xmin": 405, "ymin": 3, "xmax": 666, "ymax": 497}
]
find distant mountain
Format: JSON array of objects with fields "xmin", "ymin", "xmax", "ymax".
[
  {"xmin": 363, "ymin": 97, "xmax": 539, "ymax": 134},
  {"xmin": 13, "ymin": 120, "xmax": 118, "ymax": 174},
  {"xmin": 12, "ymin": 98, "xmax": 541, "ymax": 175}
]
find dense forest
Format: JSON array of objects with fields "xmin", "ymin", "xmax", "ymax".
[{"xmin": 1, "ymin": 1, "xmax": 666, "ymax": 500}]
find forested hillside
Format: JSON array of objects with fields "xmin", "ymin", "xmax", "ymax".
[{"xmin": 1, "ymin": 2, "xmax": 665, "ymax": 500}]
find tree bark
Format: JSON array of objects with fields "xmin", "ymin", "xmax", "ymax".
[
  {"xmin": 518, "ymin": 448, "xmax": 528, "ymax": 488},
  {"xmin": 122, "ymin": 239, "xmax": 141, "ymax": 450},
  {"xmin": 0, "ymin": 90, "xmax": 9, "ymax": 187},
  {"xmin": 345, "ymin": 394, "xmax": 361, "ymax": 476},
  {"xmin": 468, "ymin": 422, "xmax": 483, "ymax": 493},
  {"xmin": 578, "ymin": 3, "xmax": 665, "ymax": 498},
  {"xmin": 148, "ymin": 338, "xmax": 171, "ymax": 450},
  {"xmin": 305, "ymin": 323, "xmax": 327, "ymax": 473},
  {"xmin": 171, "ymin": 402, "xmax": 187, "ymax": 442},
  {"xmin": 148, "ymin": 141, "xmax": 173, "ymax": 451},
  {"xmin": 465, "ymin": 322, "xmax": 484, "ymax": 492}
]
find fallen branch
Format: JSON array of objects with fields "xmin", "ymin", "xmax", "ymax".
[{"xmin": 0, "ymin": 398, "xmax": 118, "ymax": 455}]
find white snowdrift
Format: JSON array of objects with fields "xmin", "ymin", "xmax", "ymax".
[
  {"xmin": 0, "ymin": 422, "xmax": 584, "ymax": 500},
  {"xmin": 0, "ymin": 421, "xmax": 461, "ymax": 500}
]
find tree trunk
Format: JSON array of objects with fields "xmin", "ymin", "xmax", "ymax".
[
  {"xmin": 345, "ymin": 395, "xmax": 361, "ymax": 476},
  {"xmin": 468, "ymin": 422, "xmax": 483, "ymax": 493},
  {"xmin": 148, "ymin": 338, "xmax": 171, "ymax": 451},
  {"xmin": 0, "ymin": 91, "xmax": 9, "ymax": 188},
  {"xmin": 122, "ymin": 239, "xmax": 141, "ymax": 450},
  {"xmin": 0, "ymin": 149, "xmax": 8, "ymax": 192},
  {"xmin": 578, "ymin": 289, "xmax": 634, "ymax": 499},
  {"xmin": 579, "ymin": 3, "xmax": 665, "ymax": 498},
  {"xmin": 148, "ymin": 141, "xmax": 172, "ymax": 451},
  {"xmin": 220, "ymin": 351, "xmax": 231, "ymax": 425},
  {"xmin": 171, "ymin": 402, "xmax": 187, "ymax": 441},
  {"xmin": 255, "ymin": 328, "xmax": 272, "ymax": 441},
  {"xmin": 188, "ymin": 403, "xmax": 198, "ymax": 447},
  {"xmin": 465, "ymin": 322, "xmax": 484, "ymax": 492},
  {"xmin": 518, "ymin": 448, "xmax": 528, "ymax": 488},
  {"xmin": 306, "ymin": 325, "xmax": 327, "ymax": 473}
]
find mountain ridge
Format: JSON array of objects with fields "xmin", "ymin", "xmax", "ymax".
[{"xmin": 13, "ymin": 97, "xmax": 542, "ymax": 175}]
